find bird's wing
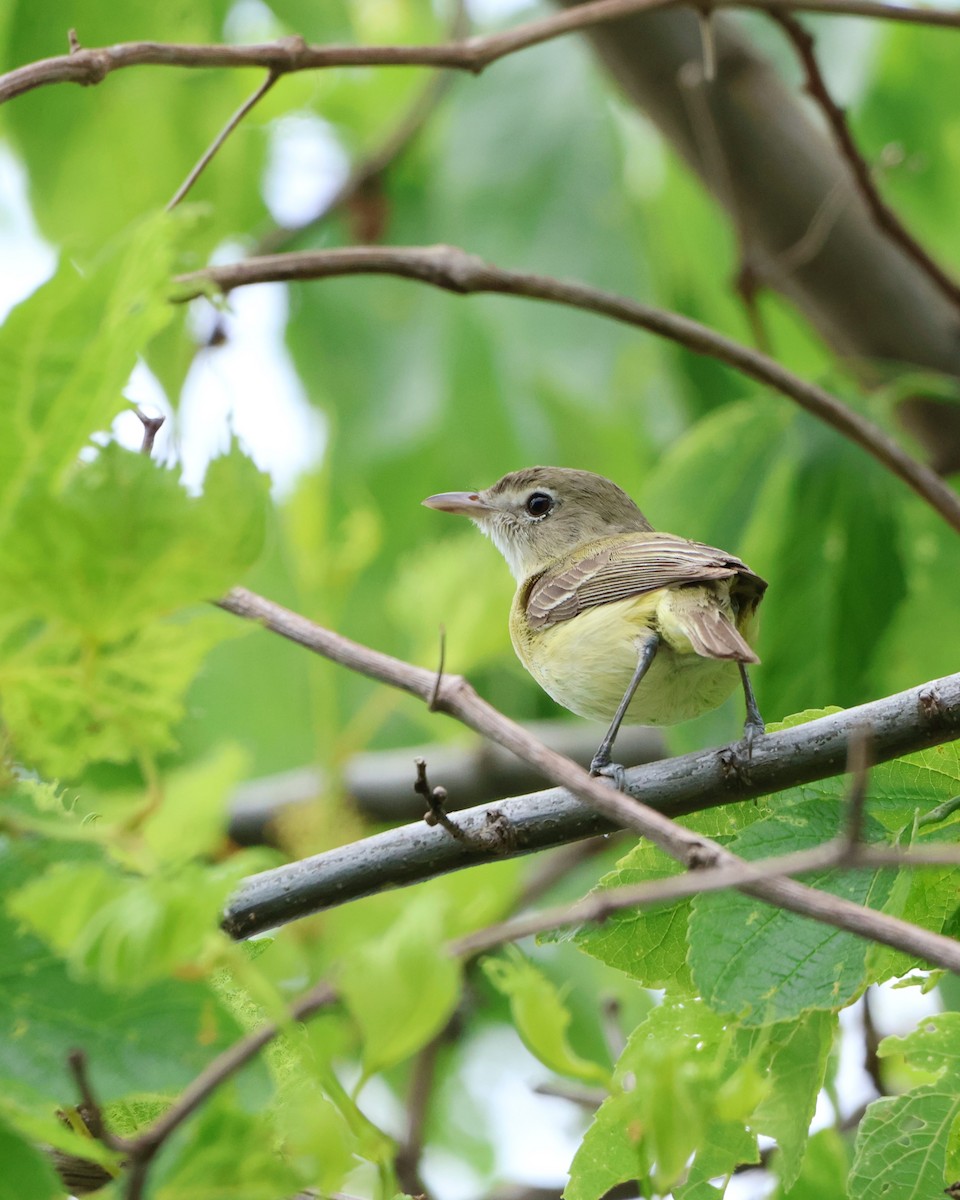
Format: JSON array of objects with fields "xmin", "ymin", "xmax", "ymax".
[{"xmin": 524, "ymin": 533, "xmax": 766, "ymax": 630}]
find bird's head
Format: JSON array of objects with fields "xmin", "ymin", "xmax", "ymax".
[{"xmin": 423, "ymin": 466, "xmax": 652, "ymax": 580}]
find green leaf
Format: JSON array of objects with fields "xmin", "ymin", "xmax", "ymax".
[
  {"xmin": 850, "ymin": 1013, "xmax": 960, "ymax": 1200},
  {"xmin": 0, "ymin": 844, "xmax": 261, "ymax": 1108},
  {"xmin": 0, "ymin": 212, "xmax": 185, "ymax": 518},
  {"xmin": 4, "ymin": 1, "xmax": 266, "ymax": 246},
  {"xmin": 0, "ymin": 1116, "xmax": 62, "ymax": 1200},
  {"xmin": 337, "ymin": 897, "xmax": 462, "ymax": 1078},
  {"xmin": 566, "ymin": 998, "xmax": 762, "ymax": 1200},
  {"xmin": 0, "ymin": 442, "xmax": 268, "ymax": 640},
  {"xmin": 142, "ymin": 744, "xmax": 249, "ymax": 866},
  {"xmin": 151, "ymin": 1093, "xmax": 303, "ymax": 1200},
  {"xmin": 573, "ymin": 839, "xmax": 695, "ymax": 992},
  {"xmin": 689, "ymin": 798, "xmax": 895, "ymax": 1023},
  {"xmin": 481, "ymin": 949, "xmax": 610, "ymax": 1086},
  {"xmin": 0, "ymin": 442, "xmax": 268, "ymax": 776},
  {"xmin": 742, "ymin": 1011, "xmax": 835, "ymax": 1188},
  {"xmin": 771, "ymin": 1127, "xmax": 850, "ymax": 1199},
  {"xmin": 7, "ymin": 856, "xmax": 256, "ymax": 989},
  {"xmin": 271, "ymin": 1079, "xmax": 358, "ymax": 1194}
]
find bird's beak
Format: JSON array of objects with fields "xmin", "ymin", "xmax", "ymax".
[{"xmin": 422, "ymin": 491, "xmax": 496, "ymax": 517}]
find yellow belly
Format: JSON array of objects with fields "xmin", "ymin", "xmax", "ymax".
[{"xmin": 510, "ymin": 588, "xmax": 745, "ymax": 726}]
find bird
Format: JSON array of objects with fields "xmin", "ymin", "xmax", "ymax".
[{"xmin": 423, "ymin": 466, "xmax": 766, "ymax": 781}]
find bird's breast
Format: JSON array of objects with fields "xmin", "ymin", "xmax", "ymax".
[{"xmin": 509, "ymin": 588, "xmax": 742, "ymax": 725}]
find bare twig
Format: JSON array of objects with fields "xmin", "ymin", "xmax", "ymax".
[
  {"xmin": 135, "ymin": 410, "xmax": 165, "ymax": 456},
  {"xmin": 217, "ymin": 586, "xmax": 960, "ymax": 972},
  {"xmin": 66, "ymin": 1052, "xmax": 121, "ymax": 1152},
  {"xmin": 167, "ymin": 70, "xmax": 278, "ymax": 210},
  {"xmin": 6, "ymin": 1, "xmax": 960, "ymax": 107},
  {"xmin": 180, "ymin": 245, "xmax": 960, "ymax": 535},
  {"xmin": 414, "ymin": 756, "xmax": 468, "ymax": 841},
  {"xmin": 773, "ymin": 12, "xmax": 960, "ymax": 314},
  {"xmin": 395, "ymin": 1030, "xmax": 447, "ymax": 1198}
]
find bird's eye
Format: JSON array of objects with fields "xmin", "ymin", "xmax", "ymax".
[{"xmin": 525, "ymin": 491, "xmax": 553, "ymax": 518}]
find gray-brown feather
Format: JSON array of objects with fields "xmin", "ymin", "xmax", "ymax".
[{"xmin": 525, "ymin": 533, "xmax": 766, "ymax": 631}]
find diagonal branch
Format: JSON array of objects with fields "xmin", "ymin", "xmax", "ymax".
[
  {"xmin": 179, "ymin": 244, "xmax": 960, "ymax": 534},
  {"xmin": 217, "ymin": 587, "xmax": 960, "ymax": 972},
  {"xmin": 773, "ymin": 11, "xmax": 960, "ymax": 313},
  {"xmin": 5, "ymin": 0, "xmax": 960, "ymax": 107},
  {"xmin": 448, "ymin": 840, "xmax": 960, "ymax": 959},
  {"xmin": 167, "ymin": 69, "xmax": 278, "ymax": 210}
]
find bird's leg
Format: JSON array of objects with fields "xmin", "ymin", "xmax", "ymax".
[
  {"xmin": 590, "ymin": 633, "xmax": 660, "ymax": 787},
  {"xmin": 738, "ymin": 662, "xmax": 764, "ymax": 755}
]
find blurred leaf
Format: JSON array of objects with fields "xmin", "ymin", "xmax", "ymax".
[
  {"xmin": 0, "ymin": 212, "xmax": 185, "ymax": 515},
  {"xmin": 8, "ymin": 855, "xmax": 258, "ymax": 989},
  {"xmin": 151, "ymin": 1092, "xmax": 303, "ymax": 1200},
  {"xmin": 0, "ymin": 442, "xmax": 268, "ymax": 776},
  {"xmin": 142, "ymin": 744, "xmax": 249, "ymax": 865},
  {"xmin": 337, "ymin": 896, "xmax": 462, "ymax": 1078},
  {"xmin": 566, "ymin": 998, "xmax": 762, "ymax": 1200},
  {"xmin": 3, "ymin": 0, "xmax": 267, "ymax": 245},
  {"xmin": 271, "ymin": 1079, "xmax": 358, "ymax": 1194},
  {"xmin": 771, "ymin": 1127, "xmax": 850, "ymax": 1199},
  {"xmin": 0, "ymin": 842, "xmax": 261, "ymax": 1108},
  {"xmin": 0, "ymin": 442, "xmax": 268, "ymax": 639},
  {"xmin": 481, "ymin": 948, "xmax": 610, "ymax": 1086},
  {"xmin": 0, "ymin": 1116, "xmax": 62, "ymax": 1200},
  {"xmin": 850, "ymin": 1013, "xmax": 960, "ymax": 1200}
]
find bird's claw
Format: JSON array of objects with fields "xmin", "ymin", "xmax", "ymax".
[
  {"xmin": 590, "ymin": 759, "xmax": 628, "ymax": 792},
  {"xmin": 739, "ymin": 717, "xmax": 765, "ymax": 760}
]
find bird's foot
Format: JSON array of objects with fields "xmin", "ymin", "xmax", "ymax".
[
  {"xmin": 739, "ymin": 715, "xmax": 765, "ymax": 760},
  {"xmin": 589, "ymin": 756, "xmax": 628, "ymax": 792}
]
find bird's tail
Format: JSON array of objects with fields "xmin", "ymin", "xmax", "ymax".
[{"xmin": 684, "ymin": 605, "xmax": 760, "ymax": 664}]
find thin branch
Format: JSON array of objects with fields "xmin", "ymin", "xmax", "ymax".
[
  {"xmin": 66, "ymin": 1052, "xmax": 122, "ymax": 1152},
  {"xmin": 117, "ymin": 978, "xmax": 336, "ymax": 1198},
  {"xmin": 135, "ymin": 409, "xmax": 165, "ymax": 456},
  {"xmin": 179, "ymin": 245, "xmax": 960, "ymax": 535},
  {"xmin": 395, "ymin": 1030, "xmax": 446, "ymax": 1198},
  {"xmin": 6, "ymin": 0, "xmax": 960, "ymax": 106},
  {"xmin": 773, "ymin": 11, "xmax": 960, "ymax": 313},
  {"xmin": 217, "ymin": 587, "xmax": 960, "ymax": 972},
  {"xmin": 167, "ymin": 70, "xmax": 278, "ymax": 211},
  {"xmin": 447, "ymin": 840, "xmax": 960, "ymax": 959}
]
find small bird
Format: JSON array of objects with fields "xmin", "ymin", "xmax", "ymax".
[{"xmin": 423, "ymin": 467, "xmax": 766, "ymax": 780}]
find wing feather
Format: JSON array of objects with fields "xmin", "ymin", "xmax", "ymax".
[{"xmin": 525, "ymin": 533, "xmax": 766, "ymax": 630}]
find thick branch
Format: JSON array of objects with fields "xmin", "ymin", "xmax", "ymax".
[
  {"xmin": 218, "ymin": 588, "xmax": 960, "ymax": 972},
  {"xmin": 5, "ymin": 1, "xmax": 960, "ymax": 106},
  {"xmin": 224, "ymin": 662, "xmax": 960, "ymax": 935},
  {"xmin": 181, "ymin": 245, "xmax": 960, "ymax": 534}
]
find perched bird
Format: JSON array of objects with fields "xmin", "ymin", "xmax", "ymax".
[{"xmin": 423, "ymin": 467, "xmax": 766, "ymax": 780}]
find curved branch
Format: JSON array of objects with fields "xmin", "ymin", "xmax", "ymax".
[
  {"xmin": 4, "ymin": 0, "xmax": 960, "ymax": 106},
  {"xmin": 773, "ymin": 11, "xmax": 960, "ymax": 313},
  {"xmin": 217, "ymin": 587, "xmax": 960, "ymax": 974},
  {"xmin": 180, "ymin": 245, "xmax": 960, "ymax": 534}
]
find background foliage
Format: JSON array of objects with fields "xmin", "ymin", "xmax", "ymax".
[{"xmin": 1, "ymin": 1, "xmax": 959, "ymax": 1198}]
